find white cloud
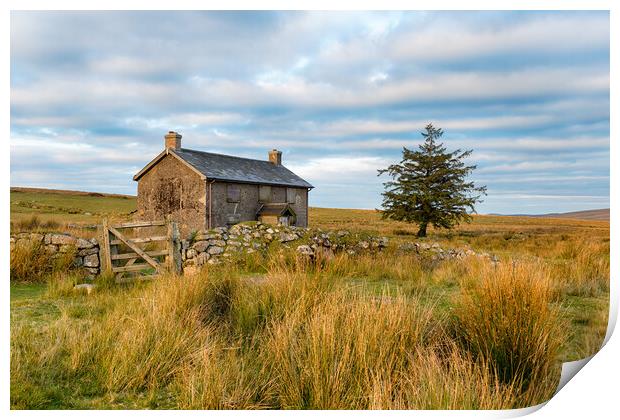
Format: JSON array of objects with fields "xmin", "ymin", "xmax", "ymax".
[
  {"xmin": 9, "ymin": 11, "xmax": 610, "ymax": 212},
  {"xmin": 391, "ymin": 14, "xmax": 609, "ymax": 62}
]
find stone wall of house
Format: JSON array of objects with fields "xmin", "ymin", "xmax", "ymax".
[
  {"xmin": 137, "ymin": 153, "xmax": 208, "ymax": 237},
  {"xmin": 10, "ymin": 232, "xmax": 101, "ymax": 278},
  {"xmin": 209, "ymin": 182, "xmax": 309, "ymax": 229},
  {"xmin": 209, "ymin": 181, "xmax": 261, "ymax": 228}
]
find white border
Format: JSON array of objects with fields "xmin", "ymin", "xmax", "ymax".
[{"xmin": 3, "ymin": 2, "xmax": 616, "ymax": 419}]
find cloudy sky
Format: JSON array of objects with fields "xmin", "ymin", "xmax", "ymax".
[{"xmin": 10, "ymin": 11, "xmax": 609, "ymax": 214}]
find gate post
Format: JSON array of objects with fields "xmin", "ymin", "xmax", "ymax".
[
  {"xmin": 100, "ymin": 218, "xmax": 112, "ymax": 274},
  {"xmin": 166, "ymin": 215, "xmax": 182, "ymax": 274}
]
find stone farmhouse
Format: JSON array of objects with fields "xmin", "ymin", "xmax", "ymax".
[{"xmin": 133, "ymin": 131, "xmax": 313, "ymax": 236}]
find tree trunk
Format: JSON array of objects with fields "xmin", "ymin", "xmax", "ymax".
[{"xmin": 417, "ymin": 222, "xmax": 428, "ymax": 237}]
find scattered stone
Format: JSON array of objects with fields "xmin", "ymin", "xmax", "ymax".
[
  {"xmin": 76, "ymin": 238, "xmax": 94, "ymax": 249},
  {"xmin": 186, "ymin": 248, "xmax": 197, "ymax": 259},
  {"xmin": 196, "ymin": 252, "xmax": 209, "ymax": 265},
  {"xmin": 296, "ymin": 245, "xmax": 314, "ymax": 256},
  {"xmin": 208, "ymin": 239, "xmax": 227, "ymax": 247},
  {"xmin": 193, "ymin": 241, "xmax": 210, "ymax": 253},
  {"xmin": 83, "ymin": 253, "xmax": 99, "ymax": 268},
  {"xmin": 49, "ymin": 234, "xmax": 76, "ymax": 245},
  {"xmin": 207, "ymin": 246, "xmax": 224, "ymax": 255},
  {"xmin": 77, "ymin": 247, "xmax": 98, "ymax": 257},
  {"xmin": 74, "ymin": 283, "xmax": 96, "ymax": 294}
]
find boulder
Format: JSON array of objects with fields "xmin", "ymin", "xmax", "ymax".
[
  {"xmin": 77, "ymin": 247, "xmax": 98, "ymax": 257},
  {"xmin": 196, "ymin": 252, "xmax": 210, "ymax": 265},
  {"xmin": 50, "ymin": 234, "xmax": 76, "ymax": 245},
  {"xmin": 83, "ymin": 253, "xmax": 99, "ymax": 268},
  {"xmin": 207, "ymin": 246, "xmax": 224, "ymax": 255},
  {"xmin": 76, "ymin": 238, "xmax": 95, "ymax": 249},
  {"xmin": 186, "ymin": 248, "xmax": 197, "ymax": 259},
  {"xmin": 195, "ymin": 232, "xmax": 220, "ymax": 241},
  {"xmin": 296, "ymin": 245, "xmax": 314, "ymax": 256},
  {"xmin": 208, "ymin": 239, "xmax": 227, "ymax": 247},
  {"xmin": 279, "ymin": 232, "xmax": 297, "ymax": 242},
  {"xmin": 398, "ymin": 242, "xmax": 416, "ymax": 252},
  {"xmin": 193, "ymin": 241, "xmax": 210, "ymax": 253}
]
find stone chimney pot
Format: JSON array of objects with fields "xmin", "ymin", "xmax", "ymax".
[
  {"xmin": 165, "ymin": 131, "xmax": 182, "ymax": 150},
  {"xmin": 268, "ymin": 149, "xmax": 282, "ymax": 166}
]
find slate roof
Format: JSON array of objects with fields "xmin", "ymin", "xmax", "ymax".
[{"xmin": 133, "ymin": 148, "xmax": 313, "ymax": 189}]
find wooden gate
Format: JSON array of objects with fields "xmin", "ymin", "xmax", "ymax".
[{"xmin": 100, "ymin": 217, "xmax": 181, "ymax": 281}]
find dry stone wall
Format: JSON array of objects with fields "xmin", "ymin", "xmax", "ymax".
[
  {"xmin": 180, "ymin": 222, "xmax": 390, "ymax": 273},
  {"xmin": 10, "ymin": 232, "xmax": 101, "ymax": 277},
  {"xmin": 10, "ymin": 223, "xmax": 497, "ymax": 281}
]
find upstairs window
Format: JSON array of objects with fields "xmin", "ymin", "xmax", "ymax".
[
  {"xmin": 286, "ymin": 188, "xmax": 297, "ymax": 204},
  {"xmin": 227, "ymin": 184, "xmax": 240, "ymax": 203},
  {"xmin": 259, "ymin": 185, "xmax": 271, "ymax": 203}
]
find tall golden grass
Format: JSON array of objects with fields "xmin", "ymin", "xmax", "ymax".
[
  {"xmin": 10, "ymin": 241, "xmax": 75, "ymax": 283},
  {"xmin": 11, "ymin": 253, "xmax": 578, "ymax": 409},
  {"xmin": 10, "ymin": 207, "xmax": 609, "ymax": 409}
]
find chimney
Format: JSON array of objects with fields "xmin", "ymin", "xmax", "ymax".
[
  {"xmin": 268, "ymin": 149, "xmax": 282, "ymax": 166},
  {"xmin": 165, "ymin": 131, "xmax": 182, "ymax": 150}
]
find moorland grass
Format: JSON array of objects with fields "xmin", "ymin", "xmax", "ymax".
[
  {"xmin": 10, "ymin": 241, "xmax": 608, "ymax": 409},
  {"xmin": 9, "ymin": 196, "xmax": 609, "ymax": 409}
]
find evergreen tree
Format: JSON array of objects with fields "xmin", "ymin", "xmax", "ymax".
[{"xmin": 378, "ymin": 123, "xmax": 487, "ymax": 237}]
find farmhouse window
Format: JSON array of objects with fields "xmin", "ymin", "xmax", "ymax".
[
  {"xmin": 259, "ymin": 185, "xmax": 271, "ymax": 203},
  {"xmin": 286, "ymin": 188, "xmax": 296, "ymax": 204},
  {"xmin": 227, "ymin": 184, "xmax": 240, "ymax": 203}
]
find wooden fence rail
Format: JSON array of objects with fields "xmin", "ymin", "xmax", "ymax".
[{"xmin": 99, "ymin": 217, "xmax": 181, "ymax": 282}]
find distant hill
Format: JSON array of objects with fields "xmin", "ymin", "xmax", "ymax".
[
  {"xmin": 491, "ymin": 208, "xmax": 610, "ymax": 221},
  {"xmin": 535, "ymin": 208, "xmax": 610, "ymax": 221},
  {"xmin": 10, "ymin": 186, "xmax": 135, "ymax": 199}
]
